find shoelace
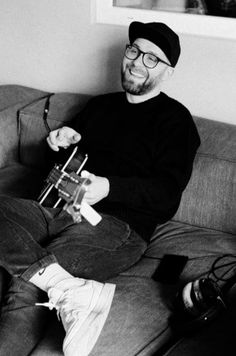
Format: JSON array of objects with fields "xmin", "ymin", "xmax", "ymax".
[
  {"xmin": 35, "ymin": 288, "xmax": 91, "ymax": 322},
  {"xmin": 36, "ymin": 299, "xmax": 61, "ymax": 320}
]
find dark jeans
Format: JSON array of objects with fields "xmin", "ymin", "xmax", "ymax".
[{"xmin": 0, "ymin": 195, "xmax": 147, "ymax": 355}]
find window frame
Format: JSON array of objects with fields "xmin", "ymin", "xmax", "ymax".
[{"xmin": 93, "ymin": 0, "xmax": 236, "ymax": 40}]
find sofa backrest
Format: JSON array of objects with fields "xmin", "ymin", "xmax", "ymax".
[
  {"xmin": 0, "ymin": 85, "xmax": 49, "ymax": 167},
  {"xmin": 174, "ymin": 116, "xmax": 236, "ymax": 235},
  {"xmin": 0, "ymin": 85, "xmax": 92, "ymax": 169},
  {"xmin": 18, "ymin": 91, "xmax": 91, "ymax": 168}
]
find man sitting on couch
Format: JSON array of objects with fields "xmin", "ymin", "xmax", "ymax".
[{"xmin": 0, "ymin": 21, "xmax": 200, "ymax": 356}]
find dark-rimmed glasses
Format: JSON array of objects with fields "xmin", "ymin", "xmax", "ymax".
[{"xmin": 124, "ymin": 44, "xmax": 171, "ymax": 69}]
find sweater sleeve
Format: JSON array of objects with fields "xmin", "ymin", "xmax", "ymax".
[{"xmin": 106, "ymin": 110, "xmax": 200, "ymax": 218}]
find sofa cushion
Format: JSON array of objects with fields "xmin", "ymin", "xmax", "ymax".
[
  {"xmin": 174, "ymin": 117, "xmax": 236, "ymax": 234},
  {"xmin": 0, "ymin": 85, "xmax": 48, "ymax": 168},
  {"xmin": 122, "ymin": 220, "xmax": 236, "ymax": 286},
  {"xmin": 0, "ymin": 85, "xmax": 48, "ymax": 113},
  {"xmin": 18, "ymin": 93, "xmax": 91, "ymax": 169},
  {"xmin": 31, "ymin": 276, "xmax": 172, "ymax": 356}
]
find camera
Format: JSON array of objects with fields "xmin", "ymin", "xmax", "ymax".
[{"xmin": 170, "ymin": 277, "xmax": 226, "ymax": 333}]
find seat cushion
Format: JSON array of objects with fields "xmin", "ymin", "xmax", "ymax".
[
  {"xmin": 122, "ymin": 220, "xmax": 236, "ymax": 285},
  {"xmin": 31, "ymin": 276, "xmax": 172, "ymax": 356}
]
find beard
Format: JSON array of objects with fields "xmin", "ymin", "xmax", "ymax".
[{"xmin": 121, "ymin": 65, "xmax": 157, "ymax": 96}]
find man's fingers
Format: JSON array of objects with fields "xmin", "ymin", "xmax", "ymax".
[
  {"xmin": 70, "ymin": 133, "xmax": 81, "ymax": 143},
  {"xmin": 81, "ymin": 170, "xmax": 90, "ymax": 178},
  {"xmin": 82, "ymin": 194, "xmax": 95, "ymax": 206},
  {"xmin": 47, "ymin": 127, "xmax": 81, "ymax": 151},
  {"xmin": 46, "ymin": 137, "xmax": 59, "ymax": 151},
  {"xmin": 48, "ymin": 131, "xmax": 59, "ymax": 146},
  {"xmin": 57, "ymin": 127, "xmax": 70, "ymax": 143},
  {"xmin": 81, "ymin": 171, "xmax": 96, "ymax": 181},
  {"xmin": 57, "ymin": 129, "xmax": 81, "ymax": 145}
]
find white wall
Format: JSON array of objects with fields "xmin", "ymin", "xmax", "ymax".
[{"xmin": 0, "ymin": 0, "xmax": 235, "ymax": 124}]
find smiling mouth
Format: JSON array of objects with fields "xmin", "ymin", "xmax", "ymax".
[{"xmin": 129, "ymin": 68, "xmax": 146, "ymax": 79}]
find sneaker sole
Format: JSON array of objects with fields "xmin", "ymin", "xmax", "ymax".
[{"xmin": 63, "ymin": 282, "xmax": 116, "ymax": 356}]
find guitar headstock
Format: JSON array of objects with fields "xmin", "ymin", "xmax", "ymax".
[
  {"xmin": 38, "ymin": 147, "xmax": 102, "ymax": 225},
  {"xmin": 46, "ymin": 166, "xmax": 90, "ymax": 222}
]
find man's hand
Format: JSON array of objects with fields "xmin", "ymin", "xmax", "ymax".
[
  {"xmin": 47, "ymin": 127, "xmax": 81, "ymax": 151},
  {"xmin": 81, "ymin": 170, "xmax": 110, "ymax": 205}
]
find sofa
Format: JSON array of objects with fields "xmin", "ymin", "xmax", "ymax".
[{"xmin": 0, "ymin": 84, "xmax": 235, "ymax": 356}]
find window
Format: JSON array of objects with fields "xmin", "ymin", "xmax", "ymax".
[{"xmin": 93, "ymin": 0, "xmax": 236, "ymax": 39}]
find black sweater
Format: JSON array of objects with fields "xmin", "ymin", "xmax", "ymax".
[{"xmin": 69, "ymin": 91, "xmax": 200, "ymax": 241}]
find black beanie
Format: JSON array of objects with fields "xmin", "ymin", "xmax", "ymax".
[{"xmin": 129, "ymin": 21, "xmax": 181, "ymax": 67}]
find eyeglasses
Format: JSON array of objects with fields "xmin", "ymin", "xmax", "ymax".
[{"xmin": 124, "ymin": 44, "xmax": 171, "ymax": 69}]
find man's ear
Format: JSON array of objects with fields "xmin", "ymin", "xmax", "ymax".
[{"xmin": 162, "ymin": 66, "xmax": 174, "ymax": 82}]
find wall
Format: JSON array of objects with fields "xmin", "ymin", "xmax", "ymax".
[{"xmin": 0, "ymin": 0, "xmax": 235, "ymax": 124}]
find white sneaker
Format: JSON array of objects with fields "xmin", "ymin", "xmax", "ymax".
[{"xmin": 37, "ymin": 278, "xmax": 116, "ymax": 356}]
